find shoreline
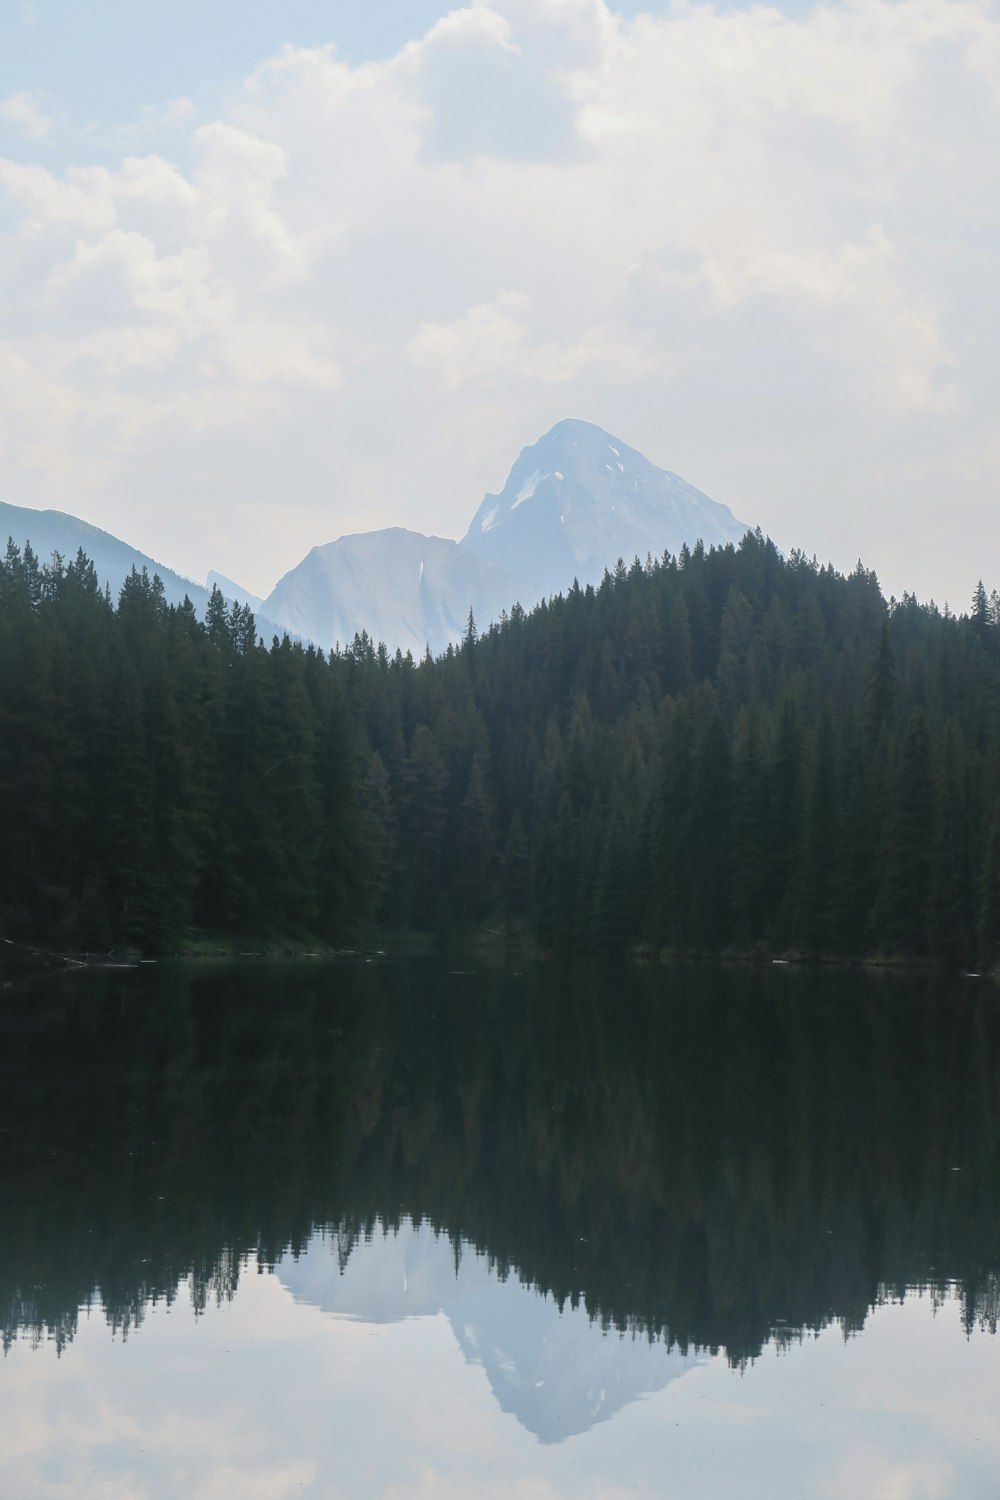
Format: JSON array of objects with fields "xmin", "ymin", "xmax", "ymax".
[{"xmin": 3, "ymin": 927, "xmax": 996, "ymax": 983}]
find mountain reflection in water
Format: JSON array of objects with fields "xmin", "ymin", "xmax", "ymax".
[
  {"xmin": 280, "ymin": 1218, "xmax": 703, "ymax": 1441},
  {"xmin": 2, "ymin": 956, "xmax": 999, "ymax": 1407}
]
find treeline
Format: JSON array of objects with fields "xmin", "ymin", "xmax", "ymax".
[
  {"xmin": 0, "ymin": 542, "xmax": 362, "ymax": 950},
  {"xmin": 4, "ymin": 530, "xmax": 1000, "ymax": 962}
]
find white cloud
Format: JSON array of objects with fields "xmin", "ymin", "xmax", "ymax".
[
  {"xmin": 0, "ymin": 0, "xmax": 996, "ymax": 603},
  {"xmin": 0, "ymin": 91, "xmax": 55, "ymax": 141},
  {"xmin": 409, "ymin": 289, "xmax": 657, "ymax": 388},
  {"xmin": 0, "ymin": 159, "xmax": 116, "ymax": 229},
  {"xmin": 409, "ymin": 290, "xmax": 538, "ymax": 387},
  {"xmin": 98, "ymin": 96, "xmax": 200, "ymax": 154},
  {"xmin": 159, "ymin": 95, "xmax": 198, "ymax": 130}
]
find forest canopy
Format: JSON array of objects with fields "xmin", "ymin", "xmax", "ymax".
[{"xmin": 2, "ymin": 531, "xmax": 1000, "ymax": 966}]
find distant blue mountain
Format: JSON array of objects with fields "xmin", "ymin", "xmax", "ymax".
[
  {"xmin": 263, "ymin": 527, "xmax": 526, "ymax": 659},
  {"xmin": 0, "ymin": 501, "xmax": 283, "ymax": 639},
  {"xmin": 261, "ymin": 419, "xmax": 754, "ymax": 654},
  {"xmin": 461, "ymin": 418, "xmax": 750, "ymax": 599},
  {"xmin": 3, "ymin": 419, "xmax": 756, "ymax": 658}
]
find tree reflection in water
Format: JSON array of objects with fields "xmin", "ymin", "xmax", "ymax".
[{"xmin": 2, "ymin": 959, "xmax": 998, "ymax": 1364}]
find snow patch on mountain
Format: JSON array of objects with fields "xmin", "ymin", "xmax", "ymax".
[
  {"xmin": 257, "ymin": 418, "xmax": 755, "ymax": 658},
  {"xmin": 513, "ymin": 469, "xmax": 543, "ymax": 508},
  {"xmin": 462, "ymin": 418, "xmax": 751, "ymax": 600},
  {"xmin": 1, "ymin": 420, "xmax": 753, "ymax": 661}
]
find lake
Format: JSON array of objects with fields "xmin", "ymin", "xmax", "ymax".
[{"xmin": 2, "ymin": 957, "xmax": 999, "ymax": 1497}]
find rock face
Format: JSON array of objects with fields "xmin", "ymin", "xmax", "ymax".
[
  {"xmin": 262, "ymin": 527, "xmax": 528, "ymax": 659},
  {"xmin": 461, "ymin": 417, "xmax": 750, "ymax": 599},
  {"xmin": 262, "ymin": 420, "xmax": 752, "ymax": 655}
]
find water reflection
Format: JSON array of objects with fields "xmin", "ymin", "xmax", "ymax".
[
  {"xmin": 2, "ymin": 956, "xmax": 999, "ymax": 1385},
  {"xmin": 281, "ymin": 1219, "xmax": 702, "ymax": 1441}
]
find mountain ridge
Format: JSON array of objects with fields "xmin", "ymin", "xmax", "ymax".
[
  {"xmin": 2, "ymin": 420, "xmax": 752, "ymax": 657},
  {"xmin": 461, "ymin": 418, "xmax": 747, "ymax": 601},
  {"xmin": 260, "ymin": 419, "xmax": 751, "ymax": 654},
  {"xmin": 0, "ymin": 499, "xmax": 287, "ymax": 641},
  {"xmin": 263, "ymin": 526, "xmax": 527, "ymax": 658}
]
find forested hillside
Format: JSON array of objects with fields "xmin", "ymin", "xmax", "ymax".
[{"xmin": 3, "ymin": 530, "xmax": 1000, "ymax": 965}]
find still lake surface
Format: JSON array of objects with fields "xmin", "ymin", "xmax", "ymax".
[{"xmin": 2, "ymin": 957, "xmax": 1000, "ymax": 1497}]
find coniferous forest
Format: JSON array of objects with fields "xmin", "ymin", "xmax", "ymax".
[{"xmin": 3, "ymin": 529, "xmax": 1000, "ymax": 966}]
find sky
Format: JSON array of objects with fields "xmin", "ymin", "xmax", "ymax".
[
  {"xmin": 0, "ymin": 0, "xmax": 997, "ymax": 607},
  {"xmin": 3, "ymin": 1265, "xmax": 1000, "ymax": 1498}
]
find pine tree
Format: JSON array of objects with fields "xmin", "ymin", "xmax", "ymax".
[
  {"xmin": 874, "ymin": 707, "xmax": 934, "ymax": 956},
  {"xmin": 977, "ymin": 802, "xmax": 1000, "ymax": 970},
  {"xmin": 798, "ymin": 707, "xmax": 837, "ymax": 955},
  {"xmin": 397, "ymin": 725, "xmax": 449, "ymax": 927},
  {"xmin": 730, "ymin": 706, "xmax": 769, "ymax": 949},
  {"xmin": 653, "ymin": 697, "xmax": 695, "ymax": 947},
  {"xmin": 501, "ymin": 809, "xmax": 530, "ymax": 936},
  {"xmin": 458, "ymin": 754, "xmax": 492, "ymax": 921},
  {"xmin": 865, "ymin": 618, "xmax": 897, "ymax": 745},
  {"xmin": 688, "ymin": 708, "xmax": 733, "ymax": 950}
]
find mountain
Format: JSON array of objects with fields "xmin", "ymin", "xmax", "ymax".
[
  {"xmin": 462, "ymin": 418, "xmax": 750, "ymax": 599},
  {"xmin": 0, "ymin": 500, "xmax": 284, "ymax": 639},
  {"xmin": 263, "ymin": 420, "xmax": 752, "ymax": 655},
  {"xmin": 278, "ymin": 1221, "xmax": 701, "ymax": 1443},
  {"xmin": 4, "ymin": 419, "xmax": 753, "ymax": 658},
  {"xmin": 262, "ymin": 527, "xmax": 528, "ymax": 659},
  {"xmin": 0, "ymin": 500, "xmax": 214, "ymax": 612},
  {"xmin": 206, "ymin": 569, "xmax": 265, "ymax": 615}
]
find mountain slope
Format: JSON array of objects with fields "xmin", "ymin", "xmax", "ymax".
[
  {"xmin": 207, "ymin": 569, "xmax": 265, "ymax": 615},
  {"xmin": 0, "ymin": 501, "xmax": 213, "ymax": 611},
  {"xmin": 0, "ymin": 501, "xmax": 283, "ymax": 638},
  {"xmin": 263, "ymin": 527, "xmax": 529, "ymax": 658},
  {"xmin": 461, "ymin": 418, "xmax": 750, "ymax": 599},
  {"xmin": 265, "ymin": 419, "xmax": 751, "ymax": 655},
  {"xmin": 3, "ymin": 419, "xmax": 753, "ymax": 658}
]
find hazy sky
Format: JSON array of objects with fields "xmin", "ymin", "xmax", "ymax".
[{"xmin": 0, "ymin": 0, "xmax": 997, "ymax": 606}]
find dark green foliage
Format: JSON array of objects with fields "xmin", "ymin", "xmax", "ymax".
[
  {"xmin": 501, "ymin": 808, "xmax": 529, "ymax": 935},
  {"xmin": 798, "ymin": 706, "xmax": 837, "ymax": 955},
  {"xmin": 688, "ymin": 709, "xmax": 732, "ymax": 949},
  {"xmin": 3, "ymin": 527, "xmax": 1000, "ymax": 962},
  {"xmin": 730, "ymin": 706, "xmax": 769, "ymax": 948},
  {"xmin": 0, "ymin": 544, "xmax": 363, "ymax": 950},
  {"xmin": 978, "ymin": 803, "xmax": 1000, "ymax": 969},
  {"xmin": 874, "ymin": 708, "xmax": 935, "ymax": 955},
  {"xmin": 5, "ymin": 962, "xmax": 1000, "ymax": 1363}
]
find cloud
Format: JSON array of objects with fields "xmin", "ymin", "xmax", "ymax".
[
  {"xmin": 0, "ymin": 0, "xmax": 996, "ymax": 603},
  {"xmin": 408, "ymin": 290, "xmax": 657, "ymax": 388},
  {"xmin": 0, "ymin": 91, "xmax": 56, "ymax": 141},
  {"xmin": 0, "ymin": 159, "xmax": 116, "ymax": 229},
  {"xmin": 398, "ymin": 3, "xmax": 582, "ymax": 163},
  {"xmin": 95, "ymin": 96, "xmax": 200, "ymax": 155}
]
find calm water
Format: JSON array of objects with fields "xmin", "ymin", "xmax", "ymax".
[{"xmin": 2, "ymin": 958, "xmax": 1000, "ymax": 1497}]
